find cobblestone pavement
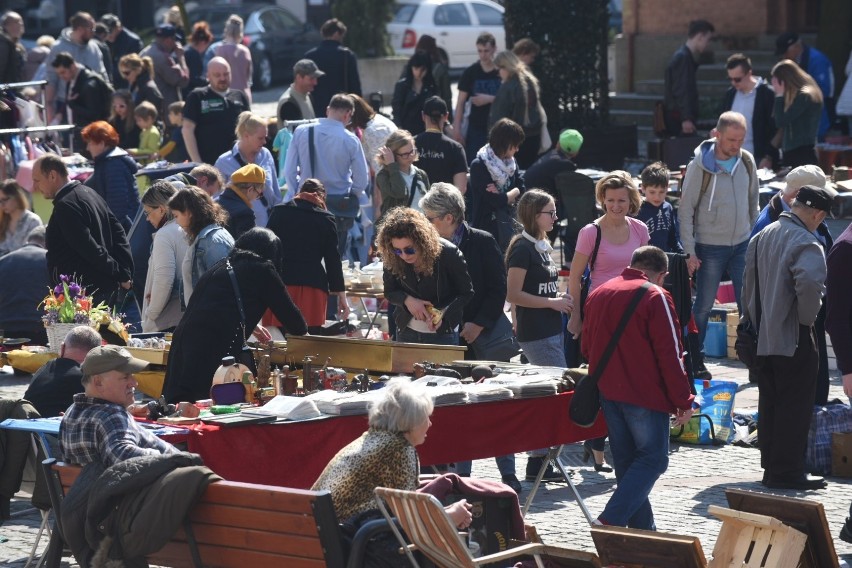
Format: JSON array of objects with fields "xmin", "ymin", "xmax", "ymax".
[{"xmin": 2, "ymin": 357, "xmax": 852, "ymax": 566}]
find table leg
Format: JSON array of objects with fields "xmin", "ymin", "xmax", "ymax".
[{"xmin": 522, "ymin": 445, "xmax": 594, "ymax": 526}]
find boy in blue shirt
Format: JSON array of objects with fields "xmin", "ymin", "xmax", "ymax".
[{"xmin": 636, "ymin": 162, "xmax": 684, "ymax": 254}]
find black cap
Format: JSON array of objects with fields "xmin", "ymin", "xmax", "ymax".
[
  {"xmin": 156, "ymin": 23, "xmax": 183, "ymax": 43},
  {"xmin": 794, "ymin": 184, "xmax": 836, "ymax": 214},
  {"xmin": 422, "ymin": 95, "xmax": 448, "ymax": 118},
  {"xmin": 775, "ymin": 32, "xmax": 799, "ymax": 56}
]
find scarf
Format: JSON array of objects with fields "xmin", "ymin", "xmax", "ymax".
[
  {"xmin": 228, "ymin": 186, "xmax": 254, "ymax": 209},
  {"xmin": 476, "ymin": 144, "xmax": 517, "ymax": 193},
  {"xmin": 295, "ymin": 191, "xmax": 327, "ymax": 210}
]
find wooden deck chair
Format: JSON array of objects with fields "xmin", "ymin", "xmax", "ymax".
[
  {"xmin": 374, "ymin": 487, "xmax": 601, "ymax": 568},
  {"xmin": 591, "ymin": 525, "xmax": 707, "ymax": 568}
]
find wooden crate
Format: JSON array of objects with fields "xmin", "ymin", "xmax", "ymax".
[{"xmin": 709, "ymin": 505, "xmax": 806, "ymax": 568}]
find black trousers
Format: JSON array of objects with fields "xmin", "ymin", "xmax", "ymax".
[{"xmin": 756, "ymin": 325, "xmax": 818, "ymax": 479}]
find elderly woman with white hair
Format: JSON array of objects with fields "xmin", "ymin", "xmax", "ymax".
[
  {"xmin": 312, "ymin": 378, "xmax": 472, "ymax": 564},
  {"xmin": 751, "ymin": 164, "xmax": 834, "ymax": 404}
]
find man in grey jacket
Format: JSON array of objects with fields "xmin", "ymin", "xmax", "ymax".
[
  {"xmin": 44, "ymin": 12, "xmax": 108, "ymax": 124},
  {"xmin": 742, "ymin": 184, "xmax": 836, "ymax": 491},
  {"xmin": 679, "ymin": 111, "xmax": 759, "ymax": 377}
]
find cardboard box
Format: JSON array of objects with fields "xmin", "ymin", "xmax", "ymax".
[{"xmin": 833, "ymin": 432, "xmax": 852, "ymax": 477}]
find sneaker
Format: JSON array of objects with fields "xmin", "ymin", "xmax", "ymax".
[
  {"xmin": 501, "ymin": 474, "xmax": 522, "ymax": 494},
  {"xmin": 840, "ymin": 519, "xmax": 852, "ymax": 544},
  {"xmin": 525, "ymin": 457, "xmax": 565, "ymax": 482}
]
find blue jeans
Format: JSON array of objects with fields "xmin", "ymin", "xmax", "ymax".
[
  {"xmin": 599, "ymin": 396, "xmax": 670, "ymax": 530},
  {"xmin": 693, "ymin": 240, "xmax": 748, "ymax": 352},
  {"xmin": 455, "ymin": 455, "xmax": 515, "ymax": 477},
  {"xmin": 397, "ymin": 328, "xmax": 459, "ymax": 346},
  {"xmin": 519, "ymin": 333, "xmax": 566, "ymax": 456}
]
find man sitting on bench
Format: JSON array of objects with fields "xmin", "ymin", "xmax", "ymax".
[{"xmin": 59, "ymin": 345, "xmax": 178, "ymax": 466}]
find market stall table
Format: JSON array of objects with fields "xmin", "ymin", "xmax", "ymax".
[{"xmin": 186, "ymin": 391, "xmax": 606, "ymax": 490}]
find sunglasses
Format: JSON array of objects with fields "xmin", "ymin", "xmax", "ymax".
[
  {"xmin": 393, "ymin": 247, "xmax": 417, "ymax": 256},
  {"xmin": 728, "ymin": 75, "xmax": 744, "ymax": 83}
]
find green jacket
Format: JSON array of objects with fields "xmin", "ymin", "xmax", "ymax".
[
  {"xmin": 774, "ymin": 93, "xmax": 822, "ymax": 152},
  {"xmin": 376, "ymin": 162, "xmax": 430, "ymax": 217}
]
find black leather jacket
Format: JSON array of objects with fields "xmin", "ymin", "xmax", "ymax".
[{"xmin": 384, "ymin": 239, "xmax": 474, "ymax": 334}]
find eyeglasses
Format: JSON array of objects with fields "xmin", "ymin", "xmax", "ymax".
[
  {"xmin": 425, "ymin": 215, "xmax": 441, "ymax": 223},
  {"xmin": 537, "ymin": 210, "xmax": 557, "ymax": 219},
  {"xmin": 120, "ymin": 70, "xmax": 131, "ymax": 78},
  {"xmin": 393, "ymin": 247, "xmax": 417, "ymax": 256},
  {"xmin": 394, "ymin": 149, "xmax": 417, "ymax": 158},
  {"xmin": 142, "ymin": 207, "xmax": 161, "ymax": 218}
]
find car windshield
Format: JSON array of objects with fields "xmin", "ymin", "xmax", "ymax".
[{"xmin": 393, "ymin": 4, "xmax": 418, "ymax": 23}]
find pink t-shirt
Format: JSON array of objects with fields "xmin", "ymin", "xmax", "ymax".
[{"xmin": 575, "ymin": 217, "xmax": 650, "ymax": 292}]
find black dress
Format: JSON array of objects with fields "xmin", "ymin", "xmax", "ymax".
[{"xmin": 162, "ymin": 251, "xmax": 308, "ymax": 403}]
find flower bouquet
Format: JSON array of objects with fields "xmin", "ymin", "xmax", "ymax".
[{"xmin": 40, "ymin": 275, "xmax": 129, "ymax": 351}]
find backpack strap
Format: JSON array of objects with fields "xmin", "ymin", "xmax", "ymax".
[{"xmin": 698, "ymin": 152, "xmax": 755, "ymax": 199}]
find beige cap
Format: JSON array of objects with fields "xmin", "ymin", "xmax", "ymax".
[
  {"xmin": 81, "ymin": 345, "xmax": 149, "ymax": 376},
  {"xmin": 785, "ymin": 165, "xmax": 827, "ymax": 196}
]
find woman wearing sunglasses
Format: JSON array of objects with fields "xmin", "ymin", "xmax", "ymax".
[
  {"xmin": 375, "ymin": 129, "xmax": 429, "ymax": 222},
  {"xmin": 377, "ymin": 207, "xmax": 473, "ymax": 345}
]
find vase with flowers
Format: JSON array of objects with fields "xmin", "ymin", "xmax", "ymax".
[{"xmin": 40, "ymin": 275, "xmax": 129, "ymax": 352}]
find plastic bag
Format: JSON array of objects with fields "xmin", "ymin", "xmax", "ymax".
[{"xmin": 671, "ymin": 379, "xmax": 737, "ymax": 444}]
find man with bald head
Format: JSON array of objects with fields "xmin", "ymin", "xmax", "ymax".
[{"xmin": 183, "ymin": 56, "xmax": 251, "ymax": 165}]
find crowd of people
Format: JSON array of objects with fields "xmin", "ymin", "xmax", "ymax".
[{"xmin": 2, "ymin": 9, "xmax": 852, "ymax": 564}]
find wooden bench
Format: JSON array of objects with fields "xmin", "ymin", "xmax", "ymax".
[{"xmin": 41, "ymin": 458, "xmax": 388, "ymax": 568}]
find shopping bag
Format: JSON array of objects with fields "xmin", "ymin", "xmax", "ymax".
[
  {"xmin": 806, "ymin": 402, "xmax": 852, "ymax": 475},
  {"xmin": 671, "ymin": 379, "xmax": 737, "ymax": 444}
]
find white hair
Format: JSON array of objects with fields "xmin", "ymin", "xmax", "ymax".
[{"xmin": 368, "ymin": 378, "xmax": 433, "ymax": 432}]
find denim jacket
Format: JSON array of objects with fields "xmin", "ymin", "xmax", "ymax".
[{"xmin": 181, "ymin": 224, "xmax": 234, "ymax": 305}]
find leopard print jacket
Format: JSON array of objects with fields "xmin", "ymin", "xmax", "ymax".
[{"xmin": 312, "ymin": 428, "xmax": 419, "ymax": 521}]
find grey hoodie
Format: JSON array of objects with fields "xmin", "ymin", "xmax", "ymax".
[
  {"xmin": 45, "ymin": 27, "xmax": 108, "ymax": 103},
  {"xmin": 678, "ymin": 139, "xmax": 759, "ymax": 256}
]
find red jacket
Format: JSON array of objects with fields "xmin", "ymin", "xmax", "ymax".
[{"xmin": 581, "ymin": 268, "xmax": 693, "ymax": 414}]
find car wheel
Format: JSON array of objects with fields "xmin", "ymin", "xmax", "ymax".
[{"xmin": 255, "ymin": 54, "xmax": 273, "ymax": 91}]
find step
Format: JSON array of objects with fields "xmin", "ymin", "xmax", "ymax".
[
  {"xmin": 609, "ymin": 108, "xmax": 654, "ymax": 128},
  {"xmin": 609, "ymin": 92, "xmax": 660, "ymax": 111},
  {"xmin": 635, "ymin": 78, "xmax": 734, "ymax": 97}
]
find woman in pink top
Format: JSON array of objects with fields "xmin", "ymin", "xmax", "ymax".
[
  {"xmin": 215, "ymin": 15, "xmax": 253, "ymax": 103},
  {"xmin": 566, "ymin": 170, "xmax": 649, "ymax": 471}
]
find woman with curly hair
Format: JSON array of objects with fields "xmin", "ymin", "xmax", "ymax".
[
  {"xmin": 0, "ymin": 179, "xmax": 42, "ymax": 256},
  {"xmin": 377, "ymin": 207, "xmax": 473, "ymax": 345},
  {"xmin": 771, "ymin": 59, "xmax": 823, "ymax": 168},
  {"xmin": 489, "ymin": 50, "xmax": 543, "ymax": 169},
  {"xmin": 168, "ymin": 186, "xmax": 234, "ymax": 303}
]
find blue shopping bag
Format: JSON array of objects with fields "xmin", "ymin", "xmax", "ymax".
[{"xmin": 671, "ymin": 379, "xmax": 738, "ymax": 444}]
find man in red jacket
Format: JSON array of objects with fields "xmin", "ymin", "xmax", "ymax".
[{"xmin": 582, "ymin": 246, "xmax": 696, "ymax": 530}]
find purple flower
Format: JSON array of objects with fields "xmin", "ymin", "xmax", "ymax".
[
  {"xmin": 68, "ymin": 283, "xmax": 81, "ymax": 299},
  {"xmin": 60, "ymin": 275, "xmax": 69, "ymax": 283},
  {"xmin": 54, "ymin": 284, "xmax": 64, "ymax": 296}
]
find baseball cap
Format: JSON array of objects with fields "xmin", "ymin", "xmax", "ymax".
[
  {"xmin": 794, "ymin": 184, "xmax": 837, "ymax": 214},
  {"xmin": 775, "ymin": 32, "xmax": 799, "ymax": 56},
  {"xmin": 232, "ymin": 163, "xmax": 266, "ymax": 185},
  {"xmin": 785, "ymin": 165, "xmax": 826, "ymax": 193},
  {"xmin": 558, "ymin": 129, "xmax": 583, "ymax": 154},
  {"xmin": 293, "ymin": 59, "xmax": 325, "ymax": 78},
  {"xmin": 155, "ymin": 24, "xmax": 183, "ymax": 41},
  {"xmin": 81, "ymin": 345, "xmax": 149, "ymax": 376},
  {"xmin": 422, "ymin": 95, "xmax": 448, "ymax": 118}
]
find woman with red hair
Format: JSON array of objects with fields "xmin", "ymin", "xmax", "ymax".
[{"xmin": 81, "ymin": 120, "xmax": 140, "ymax": 230}]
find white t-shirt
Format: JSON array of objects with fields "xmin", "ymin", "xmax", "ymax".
[{"xmin": 730, "ymin": 78, "xmax": 763, "ymax": 155}]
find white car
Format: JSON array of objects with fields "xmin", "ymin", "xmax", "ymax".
[{"xmin": 387, "ymin": 0, "xmax": 506, "ymax": 70}]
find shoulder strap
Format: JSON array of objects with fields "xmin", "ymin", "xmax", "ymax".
[
  {"xmin": 589, "ymin": 282, "xmax": 651, "ymax": 383},
  {"xmin": 588, "ymin": 222, "xmax": 602, "ymax": 271},
  {"xmin": 226, "ymin": 259, "xmax": 247, "ymax": 341},
  {"xmin": 308, "ymin": 125, "xmax": 316, "ymax": 179},
  {"xmin": 753, "ymin": 233, "xmax": 761, "ymax": 330},
  {"xmin": 699, "ymin": 154, "xmax": 754, "ymax": 198}
]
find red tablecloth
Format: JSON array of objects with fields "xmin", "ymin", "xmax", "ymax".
[{"xmin": 187, "ymin": 392, "xmax": 607, "ymax": 489}]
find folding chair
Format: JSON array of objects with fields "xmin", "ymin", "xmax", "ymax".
[{"xmin": 374, "ymin": 486, "xmax": 601, "ymax": 568}]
